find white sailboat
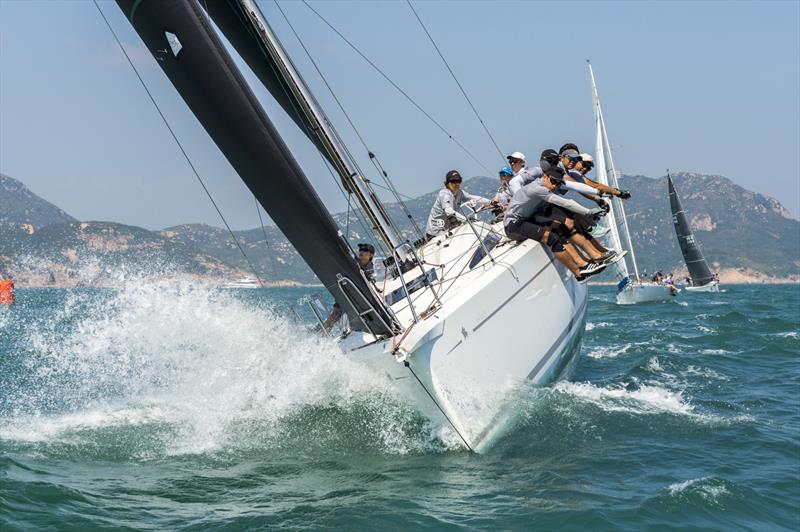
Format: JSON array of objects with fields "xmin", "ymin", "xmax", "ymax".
[
  {"xmin": 588, "ymin": 62, "xmax": 676, "ymax": 305},
  {"xmin": 116, "ymin": 0, "xmax": 588, "ymax": 452}
]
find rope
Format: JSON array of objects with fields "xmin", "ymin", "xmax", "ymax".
[
  {"xmin": 93, "ymin": 0, "xmax": 266, "ymax": 288},
  {"xmin": 406, "ymin": 1, "xmax": 505, "ymax": 163},
  {"xmin": 299, "ymin": 0, "xmax": 491, "ymax": 174},
  {"xmin": 403, "ymin": 360, "xmax": 474, "ymax": 452},
  {"xmin": 275, "ymin": 0, "xmax": 424, "ymax": 243}
]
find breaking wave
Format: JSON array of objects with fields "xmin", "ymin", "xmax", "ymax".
[{"xmin": 0, "ymin": 278, "xmax": 455, "ymax": 457}]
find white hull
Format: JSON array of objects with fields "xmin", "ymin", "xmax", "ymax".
[
  {"xmin": 685, "ymin": 282, "xmax": 720, "ymax": 293},
  {"xmin": 344, "ymin": 222, "xmax": 587, "ymax": 452},
  {"xmin": 616, "ymin": 282, "xmax": 677, "ymax": 304}
]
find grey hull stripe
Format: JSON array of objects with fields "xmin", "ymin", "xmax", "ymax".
[
  {"xmin": 526, "ymin": 295, "xmax": 587, "ymax": 381},
  {"xmin": 471, "ymin": 294, "xmax": 587, "ymax": 447},
  {"xmin": 473, "ymin": 258, "xmax": 552, "ymax": 333}
]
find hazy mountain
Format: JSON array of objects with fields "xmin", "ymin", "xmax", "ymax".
[
  {"xmin": 1, "ymin": 171, "xmax": 797, "ymax": 286},
  {"xmin": 0, "ymin": 173, "xmax": 76, "ymax": 229}
]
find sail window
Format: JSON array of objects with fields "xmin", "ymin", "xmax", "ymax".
[{"xmin": 165, "ymin": 32, "xmax": 182, "ymax": 57}]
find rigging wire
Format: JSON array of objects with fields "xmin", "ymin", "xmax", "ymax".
[
  {"xmin": 233, "ymin": 0, "xmax": 386, "ymax": 257},
  {"xmin": 405, "ymin": 0, "xmax": 505, "ymax": 163},
  {"xmin": 299, "ymin": 0, "xmax": 492, "ymax": 175},
  {"xmin": 92, "ymin": 0, "xmax": 267, "ymax": 288},
  {"xmin": 254, "ymin": 195, "xmax": 278, "ymax": 279},
  {"xmin": 273, "ymin": 0, "xmax": 424, "ymax": 243}
]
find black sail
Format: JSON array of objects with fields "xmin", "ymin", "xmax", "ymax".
[
  {"xmin": 116, "ymin": 0, "xmax": 398, "ymax": 336},
  {"xmin": 200, "ymin": 0, "xmax": 332, "ymax": 164},
  {"xmin": 668, "ymin": 176, "xmax": 714, "ymax": 286}
]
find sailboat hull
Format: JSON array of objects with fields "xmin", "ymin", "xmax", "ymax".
[
  {"xmin": 346, "ymin": 237, "xmax": 587, "ymax": 452},
  {"xmin": 685, "ymin": 282, "xmax": 720, "ymax": 293},
  {"xmin": 616, "ymin": 283, "xmax": 677, "ymax": 304}
]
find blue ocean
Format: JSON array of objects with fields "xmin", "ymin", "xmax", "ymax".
[{"xmin": 1, "ymin": 282, "xmax": 798, "ymax": 530}]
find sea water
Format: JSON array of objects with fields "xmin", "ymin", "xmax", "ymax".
[{"xmin": 1, "ymin": 281, "xmax": 798, "ymax": 530}]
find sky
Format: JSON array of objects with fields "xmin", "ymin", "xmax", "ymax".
[{"xmin": 1, "ymin": 0, "xmax": 798, "ymax": 230}]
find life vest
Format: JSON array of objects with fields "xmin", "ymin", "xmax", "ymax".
[{"xmin": 0, "ymin": 279, "xmax": 14, "ymax": 305}]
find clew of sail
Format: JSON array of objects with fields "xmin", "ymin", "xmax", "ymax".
[
  {"xmin": 115, "ymin": 0, "xmax": 399, "ymax": 336},
  {"xmin": 668, "ymin": 175, "xmax": 714, "ymax": 286}
]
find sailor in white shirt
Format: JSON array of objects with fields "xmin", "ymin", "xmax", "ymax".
[{"xmin": 425, "ymin": 170, "xmax": 490, "ymax": 239}]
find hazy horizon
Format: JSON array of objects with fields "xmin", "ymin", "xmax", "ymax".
[{"xmin": 1, "ymin": 0, "xmax": 798, "ymax": 229}]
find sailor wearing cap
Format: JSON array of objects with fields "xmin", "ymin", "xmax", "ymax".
[
  {"xmin": 492, "ymin": 164, "xmax": 515, "ymax": 209},
  {"xmin": 559, "ymin": 144, "xmax": 631, "ymax": 199},
  {"xmin": 504, "ymin": 157, "xmax": 608, "ymax": 280},
  {"xmin": 425, "ymin": 170, "xmax": 490, "ymax": 239},
  {"xmin": 357, "ymin": 242, "xmax": 376, "ymax": 282}
]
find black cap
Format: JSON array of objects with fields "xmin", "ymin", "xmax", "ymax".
[
  {"xmin": 445, "ymin": 170, "xmax": 463, "ymax": 183},
  {"xmin": 540, "ymin": 159, "xmax": 565, "ymax": 181},
  {"xmin": 558, "ymin": 143, "xmax": 579, "ymax": 155},
  {"xmin": 357, "ymin": 243, "xmax": 375, "ymax": 254},
  {"xmin": 540, "ymin": 149, "xmax": 560, "ymax": 166}
]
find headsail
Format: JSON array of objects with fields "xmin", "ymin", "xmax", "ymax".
[
  {"xmin": 588, "ymin": 62, "xmax": 640, "ymax": 290},
  {"xmin": 115, "ymin": 0, "xmax": 399, "ymax": 336},
  {"xmin": 668, "ymin": 175, "xmax": 714, "ymax": 286},
  {"xmin": 201, "ymin": 0, "xmax": 405, "ymax": 257}
]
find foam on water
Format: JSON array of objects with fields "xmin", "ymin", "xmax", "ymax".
[{"xmin": 0, "ymin": 278, "xmax": 448, "ymax": 456}]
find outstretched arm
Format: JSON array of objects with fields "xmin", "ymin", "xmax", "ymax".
[{"xmin": 544, "ymin": 194, "xmax": 594, "ymax": 216}]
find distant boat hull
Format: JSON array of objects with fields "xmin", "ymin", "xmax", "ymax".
[
  {"xmin": 345, "ymin": 229, "xmax": 586, "ymax": 452},
  {"xmin": 616, "ymin": 283, "xmax": 677, "ymax": 304},
  {"xmin": 685, "ymin": 282, "xmax": 720, "ymax": 293}
]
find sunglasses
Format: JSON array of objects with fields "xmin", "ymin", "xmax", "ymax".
[
  {"xmin": 449, "ymin": 180, "xmax": 463, "ymax": 184},
  {"xmin": 508, "ymin": 158, "xmax": 522, "ymax": 164},
  {"xmin": 582, "ymin": 163, "xmax": 594, "ymax": 170}
]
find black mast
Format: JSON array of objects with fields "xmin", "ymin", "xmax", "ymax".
[{"xmin": 116, "ymin": 0, "xmax": 399, "ymax": 336}]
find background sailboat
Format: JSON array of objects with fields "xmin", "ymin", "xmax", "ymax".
[
  {"xmin": 587, "ymin": 62, "xmax": 676, "ymax": 304},
  {"xmin": 668, "ymin": 173, "xmax": 720, "ymax": 292}
]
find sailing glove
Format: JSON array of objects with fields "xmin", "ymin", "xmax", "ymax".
[{"xmin": 618, "ymin": 189, "xmax": 631, "ymax": 199}]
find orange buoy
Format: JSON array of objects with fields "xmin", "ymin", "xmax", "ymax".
[{"xmin": 0, "ymin": 278, "xmax": 15, "ymax": 305}]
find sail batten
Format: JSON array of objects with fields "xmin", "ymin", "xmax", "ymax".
[
  {"xmin": 668, "ymin": 175, "xmax": 714, "ymax": 286},
  {"xmin": 115, "ymin": 0, "xmax": 399, "ymax": 336}
]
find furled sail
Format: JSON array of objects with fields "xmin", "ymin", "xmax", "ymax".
[
  {"xmin": 668, "ymin": 175, "xmax": 714, "ymax": 286},
  {"xmin": 116, "ymin": 0, "xmax": 399, "ymax": 336}
]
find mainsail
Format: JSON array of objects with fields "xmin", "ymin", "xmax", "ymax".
[
  {"xmin": 588, "ymin": 62, "xmax": 640, "ymax": 291},
  {"xmin": 200, "ymin": 0, "xmax": 405, "ymax": 256},
  {"xmin": 115, "ymin": 0, "xmax": 399, "ymax": 336},
  {"xmin": 668, "ymin": 175, "xmax": 714, "ymax": 286}
]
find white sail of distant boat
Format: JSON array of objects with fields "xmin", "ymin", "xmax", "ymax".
[
  {"xmin": 588, "ymin": 62, "xmax": 676, "ymax": 304},
  {"xmin": 113, "ymin": 0, "xmax": 590, "ymax": 452},
  {"xmin": 668, "ymin": 174, "xmax": 720, "ymax": 292}
]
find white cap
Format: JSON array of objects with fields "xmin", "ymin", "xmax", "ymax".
[
  {"xmin": 579, "ymin": 153, "xmax": 593, "ymax": 163},
  {"xmin": 506, "ymin": 151, "xmax": 526, "ymax": 161}
]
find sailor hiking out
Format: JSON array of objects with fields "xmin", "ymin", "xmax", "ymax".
[
  {"xmin": 503, "ymin": 155, "xmax": 608, "ymax": 281},
  {"xmin": 425, "ymin": 170, "xmax": 490, "ymax": 239}
]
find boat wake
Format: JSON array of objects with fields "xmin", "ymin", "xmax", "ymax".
[{"xmin": 0, "ymin": 279, "xmax": 461, "ymax": 457}]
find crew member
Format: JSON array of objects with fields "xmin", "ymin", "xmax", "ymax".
[
  {"xmin": 425, "ymin": 170, "xmax": 490, "ymax": 239},
  {"xmin": 492, "ymin": 165, "xmax": 515, "ymax": 209},
  {"xmin": 504, "ymin": 159, "xmax": 607, "ymax": 280},
  {"xmin": 321, "ymin": 243, "xmax": 377, "ymax": 332}
]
